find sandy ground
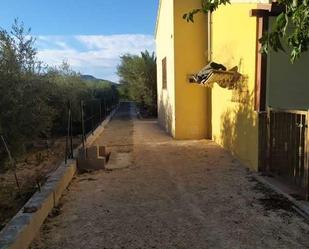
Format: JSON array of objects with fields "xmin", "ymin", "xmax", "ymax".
[{"xmin": 31, "ymin": 102, "xmax": 309, "ymax": 249}]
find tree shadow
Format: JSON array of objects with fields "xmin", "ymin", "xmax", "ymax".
[{"xmin": 219, "ymin": 76, "xmax": 258, "ymax": 169}]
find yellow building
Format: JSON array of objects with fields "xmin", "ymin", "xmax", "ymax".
[
  {"xmin": 156, "ymin": 0, "xmax": 211, "ymax": 139},
  {"xmin": 156, "ymin": 0, "xmax": 309, "ymax": 198},
  {"xmin": 156, "ymin": 0, "xmax": 266, "ymax": 170}
]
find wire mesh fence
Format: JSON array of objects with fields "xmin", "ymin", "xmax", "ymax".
[{"xmin": 0, "ymin": 96, "xmax": 119, "ymax": 229}]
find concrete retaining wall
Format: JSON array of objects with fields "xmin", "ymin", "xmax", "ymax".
[{"xmin": 0, "ymin": 105, "xmax": 119, "ymax": 249}]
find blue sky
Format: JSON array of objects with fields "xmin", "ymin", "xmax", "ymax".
[{"xmin": 0, "ymin": 0, "xmax": 159, "ymax": 81}]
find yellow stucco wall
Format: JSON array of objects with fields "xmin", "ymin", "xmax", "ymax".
[
  {"xmin": 156, "ymin": 0, "xmax": 176, "ymax": 136},
  {"xmin": 156, "ymin": 1, "xmax": 261, "ymax": 170},
  {"xmin": 156, "ymin": 0, "xmax": 210, "ymax": 139},
  {"xmin": 211, "ymin": 4, "xmax": 259, "ymax": 170},
  {"xmin": 174, "ymin": 0, "xmax": 211, "ymax": 139}
]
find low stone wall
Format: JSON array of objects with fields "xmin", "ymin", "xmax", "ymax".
[{"xmin": 0, "ymin": 105, "xmax": 119, "ymax": 249}]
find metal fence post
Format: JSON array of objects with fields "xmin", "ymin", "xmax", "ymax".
[
  {"xmin": 80, "ymin": 100, "xmax": 86, "ymax": 158},
  {"xmin": 99, "ymin": 100, "xmax": 102, "ymax": 122},
  {"xmin": 0, "ymin": 135, "xmax": 21, "ymax": 196},
  {"xmin": 103, "ymin": 98, "xmax": 106, "ymax": 118},
  {"xmin": 91, "ymin": 100, "xmax": 94, "ymax": 135},
  {"xmin": 70, "ymin": 102, "xmax": 73, "ymax": 159},
  {"xmin": 65, "ymin": 101, "xmax": 74, "ymax": 164},
  {"xmin": 65, "ymin": 101, "xmax": 69, "ymax": 164}
]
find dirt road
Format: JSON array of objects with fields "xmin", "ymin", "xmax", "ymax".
[{"xmin": 31, "ymin": 102, "xmax": 309, "ymax": 249}]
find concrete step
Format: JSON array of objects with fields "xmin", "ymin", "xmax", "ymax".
[{"xmin": 77, "ymin": 145, "xmax": 110, "ymax": 172}]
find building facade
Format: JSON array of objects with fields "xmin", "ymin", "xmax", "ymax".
[{"xmin": 156, "ymin": 0, "xmax": 309, "ymax": 197}]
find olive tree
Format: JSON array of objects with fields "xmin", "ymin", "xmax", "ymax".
[{"xmin": 117, "ymin": 51, "xmax": 157, "ymax": 116}]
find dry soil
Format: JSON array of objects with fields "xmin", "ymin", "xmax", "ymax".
[{"xmin": 31, "ymin": 102, "xmax": 309, "ymax": 249}]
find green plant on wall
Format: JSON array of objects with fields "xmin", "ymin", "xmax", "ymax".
[{"xmin": 183, "ymin": 0, "xmax": 309, "ymax": 62}]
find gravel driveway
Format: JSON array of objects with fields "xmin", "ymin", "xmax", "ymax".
[{"xmin": 31, "ymin": 102, "xmax": 309, "ymax": 249}]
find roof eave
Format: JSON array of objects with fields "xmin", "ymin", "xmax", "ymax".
[{"xmin": 154, "ymin": 0, "xmax": 162, "ymax": 39}]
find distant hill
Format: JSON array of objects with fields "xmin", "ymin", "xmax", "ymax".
[
  {"xmin": 81, "ymin": 74, "xmax": 97, "ymax": 81},
  {"xmin": 80, "ymin": 74, "xmax": 117, "ymax": 85}
]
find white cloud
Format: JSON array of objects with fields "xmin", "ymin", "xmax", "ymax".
[{"xmin": 35, "ymin": 34, "xmax": 155, "ymax": 82}]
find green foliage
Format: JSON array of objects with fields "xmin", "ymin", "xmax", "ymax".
[
  {"xmin": 0, "ymin": 19, "xmax": 53, "ymax": 154},
  {"xmin": 0, "ymin": 20, "xmax": 119, "ymax": 159},
  {"xmin": 183, "ymin": 0, "xmax": 230, "ymax": 22},
  {"xmin": 183, "ymin": 0, "xmax": 309, "ymax": 62},
  {"xmin": 45, "ymin": 66, "xmax": 119, "ymax": 134},
  {"xmin": 261, "ymin": 1, "xmax": 309, "ymax": 62},
  {"xmin": 117, "ymin": 51, "xmax": 157, "ymax": 116}
]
